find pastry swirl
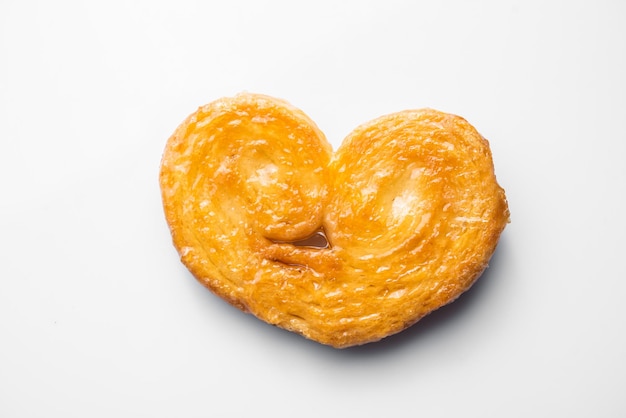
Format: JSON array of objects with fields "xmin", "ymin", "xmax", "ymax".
[{"xmin": 160, "ymin": 93, "xmax": 509, "ymax": 348}]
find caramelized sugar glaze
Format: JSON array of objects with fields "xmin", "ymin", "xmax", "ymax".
[{"xmin": 160, "ymin": 93, "xmax": 509, "ymax": 348}]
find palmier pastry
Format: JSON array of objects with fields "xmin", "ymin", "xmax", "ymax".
[{"xmin": 160, "ymin": 93, "xmax": 509, "ymax": 348}]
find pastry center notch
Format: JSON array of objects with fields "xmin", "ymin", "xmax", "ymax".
[{"xmin": 269, "ymin": 227, "xmax": 330, "ymax": 249}]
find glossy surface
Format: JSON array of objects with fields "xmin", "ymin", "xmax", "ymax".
[{"xmin": 160, "ymin": 93, "xmax": 509, "ymax": 347}]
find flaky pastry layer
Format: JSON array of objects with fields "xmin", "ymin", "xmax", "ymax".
[{"xmin": 160, "ymin": 93, "xmax": 509, "ymax": 348}]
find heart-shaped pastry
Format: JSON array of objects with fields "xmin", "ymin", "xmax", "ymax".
[{"xmin": 160, "ymin": 93, "xmax": 509, "ymax": 348}]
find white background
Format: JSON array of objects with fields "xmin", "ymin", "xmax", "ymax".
[{"xmin": 1, "ymin": 0, "xmax": 625, "ymax": 416}]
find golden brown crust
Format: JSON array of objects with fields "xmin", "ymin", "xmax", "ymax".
[{"xmin": 160, "ymin": 93, "xmax": 509, "ymax": 348}]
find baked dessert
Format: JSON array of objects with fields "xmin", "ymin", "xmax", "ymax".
[{"xmin": 159, "ymin": 93, "xmax": 509, "ymax": 348}]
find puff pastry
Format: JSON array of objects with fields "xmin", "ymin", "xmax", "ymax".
[{"xmin": 160, "ymin": 93, "xmax": 509, "ymax": 348}]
